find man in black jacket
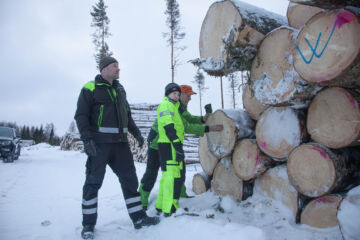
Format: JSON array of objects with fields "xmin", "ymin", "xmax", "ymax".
[{"xmin": 75, "ymin": 56, "xmax": 159, "ymax": 239}]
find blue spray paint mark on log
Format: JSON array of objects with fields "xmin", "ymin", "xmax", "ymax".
[{"xmin": 296, "ymin": 22, "xmax": 337, "ymax": 64}]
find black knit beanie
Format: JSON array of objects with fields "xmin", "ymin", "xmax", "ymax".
[
  {"xmin": 99, "ymin": 56, "xmax": 118, "ymax": 72},
  {"xmin": 165, "ymin": 83, "xmax": 181, "ymax": 96}
]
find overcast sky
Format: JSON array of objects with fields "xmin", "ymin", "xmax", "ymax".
[{"xmin": 0, "ymin": 0, "xmax": 288, "ymax": 136}]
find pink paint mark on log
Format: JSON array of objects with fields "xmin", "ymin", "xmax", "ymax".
[
  {"xmin": 255, "ymin": 154, "xmax": 259, "ymax": 166},
  {"xmin": 310, "ymin": 146, "xmax": 329, "ymax": 159},
  {"xmin": 336, "ymin": 10, "xmax": 355, "ymax": 29},
  {"xmin": 345, "ymin": 92, "xmax": 358, "ymax": 111},
  {"xmin": 259, "ymin": 141, "xmax": 267, "ymax": 149},
  {"xmin": 316, "ymin": 197, "xmax": 333, "ymax": 204}
]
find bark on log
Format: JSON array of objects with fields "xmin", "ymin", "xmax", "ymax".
[
  {"xmin": 192, "ymin": 172, "xmax": 211, "ymax": 195},
  {"xmin": 301, "ymin": 195, "xmax": 343, "ymax": 228},
  {"xmin": 255, "ymin": 107, "xmax": 306, "ymax": 160},
  {"xmin": 251, "ymin": 27, "xmax": 321, "ymax": 106},
  {"xmin": 287, "ymin": 3, "xmax": 323, "ymax": 29},
  {"xmin": 199, "ymin": 135, "xmax": 220, "ymax": 176},
  {"xmin": 206, "ymin": 109, "xmax": 255, "ymax": 158},
  {"xmin": 242, "ymin": 84, "xmax": 269, "ymax": 120},
  {"xmin": 307, "ymin": 87, "xmax": 360, "ymax": 149},
  {"xmin": 197, "ymin": 0, "xmax": 286, "ymax": 76},
  {"xmin": 232, "ymin": 139, "xmax": 275, "ymax": 181},
  {"xmin": 287, "ymin": 143, "xmax": 353, "ymax": 198},
  {"xmin": 293, "ymin": 9, "xmax": 360, "ymax": 87},
  {"xmin": 254, "ymin": 165, "xmax": 302, "ymax": 220},
  {"xmin": 290, "ymin": 0, "xmax": 360, "ymax": 9},
  {"xmin": 337, "ymin": 186, "xmax": 360, "ymax": 240},
  {"xmin": 211, "ymin": 158, "xmax": 253, "ymax": 201}
]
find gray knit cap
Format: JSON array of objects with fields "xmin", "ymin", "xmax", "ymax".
[{"xmin": 99, "ymin": 56, "xmax": 118, "ymax": 72}]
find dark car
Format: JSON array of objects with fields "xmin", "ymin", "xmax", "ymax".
[{"xmin": 0, "ymin": 127, "xmax": 21, "ymax": 163}]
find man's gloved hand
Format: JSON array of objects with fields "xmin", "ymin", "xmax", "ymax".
[
  {"xmin": 204, "ymin": 104, "xmax": 212, "ymax": 114},
  {"xmin": 135, "ymin": 135, "xmax": 144, "ymax": 147},
  {"xmin": 173, "ymin": 142, "xmax": 184, "ymax": 162},
  {"xmin": 84, "ymin": 139, "xmax": 97, "ymax": 157}
]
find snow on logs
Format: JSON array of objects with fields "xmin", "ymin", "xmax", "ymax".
[
  {"xmin": 307, "ymin": 87, "xmax": 360, "ymax": 149},
  {"xmin": 255, "ymin": 107, "xmax": 306, "ymax": 160},
  {"xmin": 192, "ymin": 172, "xmax": 211, "ymax": 195},
  {"xmin": 196, "ymin": 0, "xmax": 286, "ymax": 76},
  {"xmin": 211, "ymin": 158, "xmax": 253, "ymax": 201},
  {"xmin": 337, "ymin": 186, "xmax": 360, "ymax": 240},
  {"xmin": 293, "ymin": 9, "xmax": 360, "ymax": 87},
  {"xmin": 300, "ymin": 195, "xmax": 343, "ymax": 228},
  {"xmin": 287, "ymin": 143, "xmax": 353, "ymax": 198},
  {"xmin": 287, "ymin": 3, "xmax": 322, "ymax": 29},
  {"xmin": 290, "ymin": 0, "xmax": 360, "ymax": 9},
  {"xmin": 206, "ymin": 109, "xmax": 255, "ymax": 158},
  {"xmin": 250, "ymin": 27, "xmax": 321, "ymax": 106},
  {"xmin": 254, "ymin": 165, "xmax": 301, "ymax": 219}
]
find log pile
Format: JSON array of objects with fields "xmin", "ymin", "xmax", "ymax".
[{"xmin": 192, "ymin": 0, "xmax": 360, "ymax": 236}]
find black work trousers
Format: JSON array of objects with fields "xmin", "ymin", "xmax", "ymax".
[
  {"xmin": 82, "ymin": 142, "xmax": 145, "ymax": 226},
  {"xmin": 140, "ymin": 147, "xmax": 160, "ymax": 192}
]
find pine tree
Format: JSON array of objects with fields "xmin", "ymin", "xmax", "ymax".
[
  {"xmin": 68, "ymin": 121, "xmax": 77, "ymax": 133},
  {"xmin": 163, "ymin": 0, "xmax": 186, "ymax": 83},
  {"xmin": 49, "ymin": 127, "xmax": 54, "ymax": 145},
  {"xmin": 192, "ymin": 69, "xmax": 207, "ymax": 115},
  {"xmin": 91, "ymin": 0, "xmax": 112, "ymax": 70},
  {"xmin": 227, "ymin": 73, "xmax": 240, "ymax": 109}
]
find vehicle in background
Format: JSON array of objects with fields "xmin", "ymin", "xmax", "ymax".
[{"xmin": 0, "ymin": 127, "xmax": 21, "ymax": 163}]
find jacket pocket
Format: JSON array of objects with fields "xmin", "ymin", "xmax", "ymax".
[{"xmin": 158, "ymin": 142, "xmax": 173, "ymax": 171}]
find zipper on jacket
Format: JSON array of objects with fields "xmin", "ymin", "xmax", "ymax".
[{"xmin": 98, "ymin": 104, "xmax": 104, "ymax": 127}]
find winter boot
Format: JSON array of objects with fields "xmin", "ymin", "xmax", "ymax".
[
  {"xmin": 134, "ymin": 215, "xmax": 160, "ymax": 229},
  {"xmin": 81, "ymin": 225, "xmax": 94, "ymax": 239},
  {"xmin": 180, "ymin": 184, "xmax": 194, "ymax": 198},
  {"xmin": 138, "ymin": 184, "xmax": 150, "ymax": 210}
]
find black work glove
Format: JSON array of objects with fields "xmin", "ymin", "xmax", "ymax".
[
  {"xmin": 135, "ymin": 135, "xmax": 144, "ymax": 147},
  {"xmin": 173, "ymin": 142, "xmax": 184, "ymax": 162},
  {"xmin": 83, "ymin": 139, "xmax": 97, "ymax": 157},
  {"xmin": 204, "ymin": 104, "xmax": 213, "ymax": 114}
]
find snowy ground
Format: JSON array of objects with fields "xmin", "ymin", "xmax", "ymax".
[{"xmin": 0, "ymin": 144, "xmax": 343, "ymax": 240}]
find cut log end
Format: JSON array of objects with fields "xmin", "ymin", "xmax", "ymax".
[
  {"xmin": 211, "ymin": 158, "xmax": 244, "ymax": 201},
  {"xmin": 199, "ymin": 136, "xmax": 220, "ymax": 176},
  {"xmin": 287, "ymin": 143, "xmax": 340, "ymax": 197},
  {"xmin": 287, "ymin": 3, "xmax": 323, "ymax": 29},
  {"xmin": 301, "ymin": 195, "xmax": 343, "ymax": 228},
  {"xmin": 307, "ymin": 87, "xmax": 360, "ymax": 149},
  {"xmin": 293, "ymin": 9, "xmax": 360, "ymax": 86},
  {"xmin": 192, "ymin": 173, "xmax": 210, "ymax": 195},
  {"xmin": 242, "ymin": 84, "xmax": 269, "ymax": 120},
  {"xmin": 254, "ymin": 165, "xmax": 300, "ymax": 219}
]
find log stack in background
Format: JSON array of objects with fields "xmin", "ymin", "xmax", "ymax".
[{"xmin": 192, "ymin": 0, "xmax": 360, "ymax": 236}]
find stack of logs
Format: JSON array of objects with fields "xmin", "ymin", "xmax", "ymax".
[{"xmin": 192, "ymin": 0, "xmax": 360, "ymax": 238}]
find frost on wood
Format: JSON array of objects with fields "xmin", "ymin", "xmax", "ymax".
[
  {"xmin": 206, "ymin": 109, "xmax": 255, "ymax": 158},
  {"xmin": 195, "ymin": 0, "xmax": 286, "ymax": 76},
  {"xmin": 255, "ymin": 107, "xmax": 303, "ymax": 160},
  {"xmin": 254, "ymin": 165, "xmax": 300, "ymax": 220},
  {"xmin": 290, "ymin": 0, "xmax": 360, "ymax": 9},
  {"xmin": 251, "ymin": 27, "xmax": 322, "ymax": 106},
  {"xmin": 337, "ymin": 185, "xmax": 360, "ymax": 240}
]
